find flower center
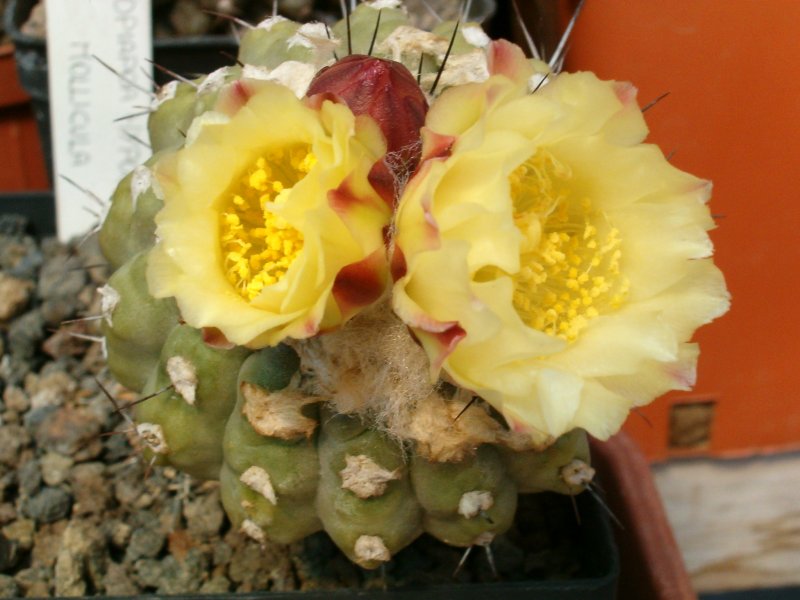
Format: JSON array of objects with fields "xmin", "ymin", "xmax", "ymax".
[
  {"xmin": 508, "ymin": 150, "xmax": 629, "ymax": 341},
  {"xmin": 219, "ymin": 146, "xmax": 316, "ymax": 301}
]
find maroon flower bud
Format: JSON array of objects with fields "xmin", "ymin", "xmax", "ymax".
[{"xmin": 307, "ymin": 55, "xmax": 428, "ymax": 181}]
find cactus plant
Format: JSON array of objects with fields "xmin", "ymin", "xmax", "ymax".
[{"xmin": 97, "ymin": 0, "xmax": 728, "ymax": 572}]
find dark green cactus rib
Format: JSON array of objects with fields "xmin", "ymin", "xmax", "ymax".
[
  {"xmin": 148, "ymin": 66, "xmax": 244, "ymax": 154},
  {"xmin": 101, "ymin": 252, "xmax": 180, "ymax": 392},
  {"xmin": 135, "ymin": 325, "xmax": 250, "ymax": 480},
  {"xmin": 98, "ymin": 161, "xmax": 163, "ymax": 270},
  {"xmin": 500, "ymin": 428, "xmax": 591, "ymax": 495},
  {"xmin": 237, "ymin": 19, "xmax": 309, "ymax": 68},
  {"xmin": 411, "ymin": 444, "xmax": 517, "ymax": 547},
  {"xmin": 221, "ymin": 346, "xmax": 323, "ymax": 544},
  {"xmin": 331, "ymin": 3, "xmax": 408, "ymax": 57}
]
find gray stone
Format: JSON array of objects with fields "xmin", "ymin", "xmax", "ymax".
[
  {"xmin": 2, "ymin": 386, "xmax": 30, "ymax": 413},
  {"xmin": 70, "ymin": 462, "xmax": 110, "ymax": 516},
  {"xmin": 125, "ymin": 524, "xmax": 166, "ymax": 561},
  {"xmin": 132, "ymin": 558, "xmax": 163, "ymax": 589},
  {"xmin": 13, "ymin": 566, "xmax": 51, "ymax": 597},
  {"xmin": 156, "ymin": 549, "xmax": 209, "ymax": 594},
  {"xmin": 0, "ymin": 425, "xmax": 30, "ymax": 466},
  {"xmin": 0, "ymin": 236, "xmax": 42, "ymax": 280},
  {"xmin": 101, "ymin": 562, "xmax": 139, "ymax": 596},
  {"xmin": 54, "ymin": 520, "xmax": 107, "ymax": 597},
  {"xmin": 40, "ymin": 452, "xmax": 74, "ymax": 486},
  {"xmin": 199, "ymin": 574, "xmax": 231, "ymax": 593},
  {"xmin": 17, "ymin": 459, "xmax": 42, "ymax": 497},
  {"xmin": 0, "ymin": 574, "xmax": 19, "ymax": 598},
  {"xmin": 25, "ymin": 370, "xmax": 77, "ymax": 411},
  {"xmin": 33, "ymin": 406, "xmax": 103, "ymax": 459},
  {"xmin": 40, "ymin": 297, "xmax": 81, "ymax": 328},
  {"xmin": 8, "ymin": 310, "xmax": 46, "ymax": 362},
  {"xmin": 38, "ymin": 255, "xmax": 86, "ymax": 302},
  {"xmin": 228, "ymin": 538, "xmax": 294, "ymax": 591},
  {"xmin": 184, "ymin": 489, "xmax": 225, "ymax": 539},
  {"xmin": 23, "ymin": 486, "xmax": 72, "ymax": 524}
]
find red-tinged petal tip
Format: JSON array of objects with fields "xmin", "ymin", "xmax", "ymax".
[
  {"xmin": 332, "ymin": 250, "xmax": 388, "ymax": 320},
  {"xmin": 426, "ymin": 323, "xmax": 466, "ymax": 372},
  {"xmin": 390, "ymin": 245, "xmax": 407, "ymax": 281},
  {"xmin": 487, "ymin": 39, "xmax": 531, "ymax": 83},
  {"xmin": 420, "ymin": 127, "xmax": 455, "ymax": 162},
  {"xmin": 216, "ymin": 80, "xmax": 255, "ymax": 116},
  {"xmin": 202, "ymin": 327, "xmax": 236, "ymax": 349},
  {"xmin": 613, "ymin": 81, "xmax": 638, "ymax": 106}
]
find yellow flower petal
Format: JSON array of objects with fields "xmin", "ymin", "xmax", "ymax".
[
  {"xmin": 393, "ymin": 62, "xmax": 730, "ymax": 444},
  {"xmin": 148, "ymin": 81, "xmax": 390, "ymax": 348}
]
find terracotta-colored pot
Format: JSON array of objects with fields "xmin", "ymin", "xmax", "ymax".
[
  {"xmin": 592, "ymin": 433, "xmax": 696, "ymax": 600},
  {"xmin": 0, "ymin": 42, "xmax": 49, "ymax": 191}
]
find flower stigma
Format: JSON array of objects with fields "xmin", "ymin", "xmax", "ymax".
[
  {"xmin": 506, "ymin": 149, "xmax": 629, "ymax": 341},
  {"xmin": 219, "ymin": 146, "xmax": 317, "ymax": 301}
]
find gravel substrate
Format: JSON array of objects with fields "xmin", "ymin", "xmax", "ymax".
[{"xmin": 0, "ymin": 215, "xmax": 591, "ymax": 597}]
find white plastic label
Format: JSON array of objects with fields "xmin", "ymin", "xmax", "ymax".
[{"xmin": 46, "ymin": 0, "xmax": 153, "ymax": 241}]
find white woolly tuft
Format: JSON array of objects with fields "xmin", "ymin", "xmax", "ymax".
[{"xmin": 293, "ymin": 301, "xmax": 435, "ymax": 441}]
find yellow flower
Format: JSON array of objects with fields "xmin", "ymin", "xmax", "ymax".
[
  {"xmin": 147, "ymin": 81, "xmax": 391, "ymax": 348},
  {"xmin": 392, "ymin": 51, "xmax": 730, "ymax": 444}
]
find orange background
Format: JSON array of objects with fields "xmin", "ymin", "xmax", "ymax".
[{"xmin": 564, "ymin": 0, "xmax": 800, "ymax": 460}]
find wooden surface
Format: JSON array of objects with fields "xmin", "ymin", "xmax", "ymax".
[{"xmin": 654, "ymin": 453, "xmax": 800, "ymax": 593}]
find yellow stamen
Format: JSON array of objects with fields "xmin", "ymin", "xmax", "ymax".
[
  {"xmin": 219, "ymin": 146, "xmax": 315, "ymax": 301},
  {"xmin": 506, "ymin": 149, "xmax": 629, "ymax": 341}
]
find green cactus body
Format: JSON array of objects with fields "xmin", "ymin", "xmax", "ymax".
[
  {"xmin": 237, "ymin": 18, "xmax": 306, "ymax": 68},
  {"xmin": 147, "ymin": 66, "xmax": 244, "ymax": 154},
  {"xmin": 100, "ymin": 252, "xmax": 179, "ymax": 392},
  {"xmin": 147, "ymin": 81, "xmax": 199, "ymax": 153},
  {"xmin": 411, "ymin": 444, "xmax": 517, "ymax": 548},
  {"xmin": 316, "ymin": 411, "xmax": 423, "ymax": 569},
  {"xmin": 331, "ymin": 3, "xmax": 409, "ymax": 57},
  {"xmin": 135, "ymin": 325, "xmax": 251, "ymax": 480},
  {"xmin": 221, "ymin": 346, "xmax": 323, "ymax": 545},
  {"xmin": 96, "ymin": 2, "xmax": 596, "ymax": 573},
  {"xmin": 500, "ymin": 428, "xmax": 592, "ymax": 495},
  {"xmin": 98, "ymin": 161, "xmax": 163, "ymax": 270}
]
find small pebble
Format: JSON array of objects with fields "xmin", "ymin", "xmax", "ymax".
[
  {"xmin": 0, "ymin": 274, "xmax": 34, "ymax": 322},
  {"xmin": 40, "ymin": 453, "xmax": 74, "ymax": 487},
  {"xmin": 0, "ymin": 574, "xmax": 19, "ymax": 598},
  {"xmin": 102, "ymin": 562, "xmax": 139, "ymax": 596},
  {"xmin": 0, "ymin": 504, "xmax": 17, "ymax": 526},
  {"xmin": 13, "ymin": 566, "xmax": 51, "ymax": 597},
  {"xmin": 2, "ymin": 520, "xmax": 35, "ymax": 551},
  {"xmin": 2, "ymin": 386, "xmax": 30, "ymax": 413},
  {"xmin": 0, "ymin": 425, "xmax": 31, "ymax": 467},
  {"xmin": 69, "ymin": 463, "xmax": 110, "ymax": 516},
  {"xmin": 33, "ymin": 406, "xmax": 103, "ymax": 459},
  {"xmin": 8, "ymin": 310, "xmax": 46, "ymax": 363},
  {"xmin": 133, "ymin": 558, "xmax": 164, "ymax": 590},
  {"xmin": 184, "ymin": 489, "xmax": 224, "ymax": 539},
  {"xmin": 17, "ymin": 459, "xmax": 42, "ymax": 497},
  {"xmin": 23, "ymin": 487, "xmax": 73, "ymax": 524},
  {"xmin": 126, "ymin": 524, "xmax": 166, "ymax": 562}
]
